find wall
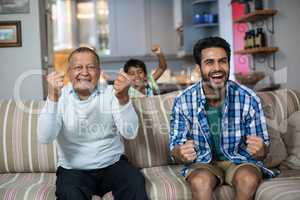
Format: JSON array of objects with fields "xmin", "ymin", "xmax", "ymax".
[
  {"xmin": 218, "ymin": 0, "xmax": 235, "ymax": 80},
  {"xmin": 246, "ymin": 0, "xmax": 300, "ymax": 89},
  {"xmin": 269, "ymin": 0, "xmax": 300, "ymax": 89},
  {"xmin": 0, "ymin": 0, "xmax": 44, "ymax": 100}
]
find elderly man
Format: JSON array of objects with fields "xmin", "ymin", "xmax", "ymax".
[
  {"xmin": 37, "ymin": 47, "xmax": 148, "ymax": 200},
  {"xmin": 169, "ymin": 37, "xmax": 275, "ymax": 200}
]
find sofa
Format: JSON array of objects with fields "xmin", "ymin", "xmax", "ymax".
[{"xmin": 1, "ymin": 88, "xmax": 300, "ymax": 200}]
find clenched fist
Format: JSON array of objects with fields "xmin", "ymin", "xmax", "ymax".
[
  {"xmin": 114, "ymin": 71, "xmax": 131, "ymax": 105},
  {"xmin": 47, "ymin": 71, "xmax": 64, "ymax": 102},
  {"xmin": 151, "ymin": 44, "xmax": 162, "ymax": 56},
  {"xmin": 173, "ymin": 140, "xmax": 197, "ymax": 163},
  {"xmin": 246, "ymin": 135, "xmax": 267, "ymax": 160}
]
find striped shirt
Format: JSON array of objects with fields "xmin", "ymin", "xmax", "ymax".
[{"xmin": 169, "ymin": 80, "xmax": 276, "ymax": 177}]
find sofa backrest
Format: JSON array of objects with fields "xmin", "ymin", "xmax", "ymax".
[
  {"xmin": 0, "ymin": 100, "xmax": 56, "ymax": 173},
  {"xmin": 258, "ymin": 89, "xmax": 300, "ymax": 129},
  {"xmin": 0, "ymin": 88, "xmax": 300, "ymax": 173}
]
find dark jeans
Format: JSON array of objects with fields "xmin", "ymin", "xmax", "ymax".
[{"xmin": 55, "ymin": 155, "xmax": 148, "ymax": 200}]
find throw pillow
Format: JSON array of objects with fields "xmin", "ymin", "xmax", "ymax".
[
  {"xmin": 279, "ymin": 111, "xmax": 300, "ymax": 169},
  {"xmin": 263, "ymin": 119, "xmax": 288, "ymax": 168}
]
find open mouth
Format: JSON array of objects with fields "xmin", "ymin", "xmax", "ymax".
[
  {"xmin": 132, "ymin": 79, "xmax": 146, "ymax": 87},
  {"xmin": 77, "ymin": 79, "xmax": 91, "ymax": 83},
  {"xmin": 76, "ymin": 78, "xmax": 94, "ymax": 90},
  {"xmin": 209, "ymin": 72, "xmax": 225, "ymax": 85}
]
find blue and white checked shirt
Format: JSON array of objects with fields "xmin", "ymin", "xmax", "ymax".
[{"xmin": 169, "ymin": 80, "xmax": 276, "ymax": 177}]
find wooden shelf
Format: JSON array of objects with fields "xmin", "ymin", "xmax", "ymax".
[
  {"xmin": 234, "ymin": 47, "xmax": 279, "ymax": 55},
  {"xmin": 234, "ymin": 9, "xmax": 277, "ymax": 23},
  {"xmin": 192, "ymin": 0, "xmax": 216, "ymax": 5},
  {"xmin": 193, "ymin": 23, "xmax": 218, "ymax": 28}
]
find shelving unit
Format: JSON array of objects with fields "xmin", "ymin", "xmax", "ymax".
[
  {"xmin": 192, "ymin": 0, "xmax": 217, "ymax": 5},
  {"xmin": 234, "ymin": 9, "xmax": 279, "ymax": 70},
  {"xmin": 234, "ymin": 8, "xmax": 279, "ymax": 90},
  {"xmin": 193, "ymin": 23, "xmax": 219, "ymax": 28},
  {"xmin": 181, "ymin": 0, "xmax": 219, "ymax": 55},
  {"xmin": 234, "ymin": 9, "xmax": 277, "ymax": 23},
  {"xmin": 235, "ymin": 47, "xmax": 279, "ymax": 55}
]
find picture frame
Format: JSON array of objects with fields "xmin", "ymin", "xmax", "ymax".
[
  {"xmin": 0, "ymin": 0, "xmax": 30, "ymax": 14},
  {"xmin": 0, "ymin": 21, "xmax": 22, "ymax": 47}
]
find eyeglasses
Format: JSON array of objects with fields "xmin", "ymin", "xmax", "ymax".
[{"xmin": 70, "ymin": 65, "xmax": 99, "ymax": 73}]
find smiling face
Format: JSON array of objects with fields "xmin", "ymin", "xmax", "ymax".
[
  {"xmin": 199, "ymin": 47, "xmax": 229, "ymax": 90},
  {"xmin": 127, "ymin": 66, "xmax": 147, "ymax": 89},
  {"xmin": 67, "ymin": 52, "xmax": 100, "ymax": 99}
]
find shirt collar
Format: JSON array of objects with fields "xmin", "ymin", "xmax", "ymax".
[
  {"xmin": 197, "ymin": 80, "xmax": 233, "ymax": 113},
  {"xmin": 67, "ymin": 82, "xmax": 105, "ymax": 99}
]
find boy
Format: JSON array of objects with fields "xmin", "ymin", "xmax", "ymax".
[{"xmin": 124, "ymin": 45, "xmax": 168, "ymax": 97}]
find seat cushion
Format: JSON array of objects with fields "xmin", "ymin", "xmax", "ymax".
[
  {"xmin": 141, "ymin": 165, "xmax": 234, "ymax": 200},
  {"xmin": 1, "ymin": 169, "xmax": 300, "ymax": 200},
  {"xmin": 255, "ymin": 170, "xmax": 300, "ymax": 200},
  {"xmin": 0, "ymin": 173, "xmax": 56, "ymax": 200},
  {"xmin": 0, "ymin": 173, "xmax": 104, "ymax": 200}
]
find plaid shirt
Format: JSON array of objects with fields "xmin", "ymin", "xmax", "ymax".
[{"xmin": 169, "ymin": 80, "xmax": 276, "ymax": 178}]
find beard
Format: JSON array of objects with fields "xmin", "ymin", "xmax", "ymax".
[
  {"xmin": 73, "ymin": 79, "xmax": 97, "ymax": 98},
  {"xmin": 200, "ymin": 68, "xmax": 229, "ymax": 100},
  {"xmin": 201, "ymin": 69, "xmax": 229, "ymax": 90}
]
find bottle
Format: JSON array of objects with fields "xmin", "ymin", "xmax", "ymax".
[
  {"xmin": 254, "ymin": 0, "xmax": 264, "ymax": 10},
  {"xmin": 193, "ymin": 14, "xmax": 201, "ymax": 24},
  {"xmin": 203, "ymin": 12, "xmax": 209, "ymax": 24},
  {"xmin": 249, "ymin": 30, "xmax": 255, "ymax": 48},
  {"xmin": 257, "ymin": 28, "xmax": 266, "ymax": 47},
  {"xmin": 244, "ymin": 31, "xmax": 249, "ymax": 49},
  {"xmin": 244, "ymin": 1, "xmax": 251, "ymax": 14},
  {"xmin": 255, "ymin": 29, "xmax": 261, "ymax": 48}
]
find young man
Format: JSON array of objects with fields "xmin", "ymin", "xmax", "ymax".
[
  {"xmin": 37, "ymin": 47, "xmax": 148, "ymax": 200},
  {"xmin": 124, "ymin": 44, "xmax": 167, "ymax": 97},
  {"xmin": 169, "ymin": 37, "xmax": 275, "ymax": 200}
]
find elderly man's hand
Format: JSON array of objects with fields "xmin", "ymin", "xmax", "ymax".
[
  {"xmin": 47, "ymin": 71, "xmax": 64, "ymax": 102},
  {"xmin": 246, "ymin": 135, "xmax": 267, "ymax": 160},
  {"xmin": 114, "ymin": 71, "xmax": 131, "ymax": 105}
]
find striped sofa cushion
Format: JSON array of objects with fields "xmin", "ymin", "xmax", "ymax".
[
  {"xmin": 0, "ymin": 173, "xmax": 56, "ymax": 200},
  {"xmin": 0, "ymin": 101, "xmax": 56, "ymax": 173},
  {"xmin": 258, "ymin": 89, "xmax": 300, "ymax": 129},
  {"xmin": 124, "ymin": 91, "xmax": 180, "ymax": 168},
  {"xmin": 1, "ymin": 169, "xmax": 300, "ymax": 200},
  {"xmin": 255, "ymin": 170, "xmax": 300, "ymax": 200},
  {"xmin": 0, "ymin": 173, "xmax": 105, "ymax": 200},
  {"xmin": 141, "ymin": 165, "xmax": 234, "ymax": 200}
]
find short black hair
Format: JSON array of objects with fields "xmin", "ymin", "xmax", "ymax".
[
  {"xmin": 68, "ymin": 47, "xmax": 100, "ymax": 67},
  {"xmin": 123, "ymin": 59, "xmax": 147, "ymax": 74},
  {"xmin": 193, "ymin": 36, "xmax": 231, "ymax": 66}
]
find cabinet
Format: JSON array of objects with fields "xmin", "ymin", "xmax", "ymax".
[
  {"xmin": 108, "ymin": 0, "xmax": 147, "ymax": 56},
  {"xmin": 145, "ymin": 0, "xmax": 177, "ymax": 55},
  {"xmin": 180, "ymin": 0, "xmax": 219, "ymax": 55},
  {"xmin": 108, "ymin": 0, "xmax": 176, "ymax": 57}
]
